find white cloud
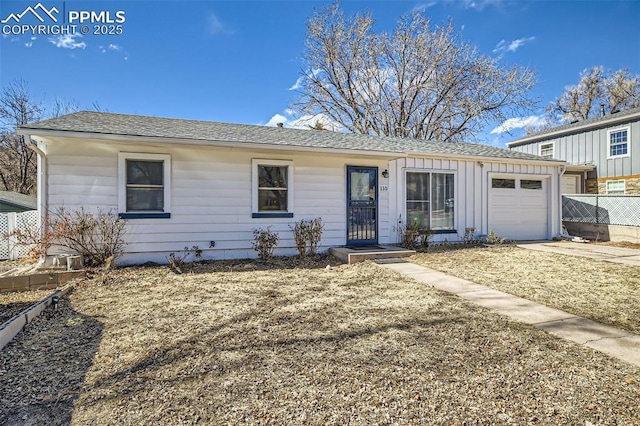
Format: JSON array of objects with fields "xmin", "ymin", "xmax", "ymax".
[
  {"xmin": 265, "ymin": 111, "xmax": 343, "ymax": 132},
  {"xmin": 25, "ymin": 42, "xmax": 32, "ymax": 47},
  {"xmin": 490, "ymin": 115, "xmax": 546, "ymax": 134},
  {"xmin": 108, "ymin": 44, "xmax": 121, "ymax": 51},
  {"xmin": 464, "ymin": 0, "xmax": 502, "ymax": 10},
  {"xmin": 412, "ymin": 2, "xmax": 437, "ymax": 12},
  {"xmin": 288, "ymin": 76, "xmax": 304, "ymax": 91},
  {"xmin": 493, "ymin": 36, "xmax": 535, "ymax": 53},
  {"xmin": 48, "ymin": 34, "xmax": 86, "ymax": 49},
  {"xmin": 208, "ymin": 12, "xmax": 225, "ymax": 34},
  {"xmin": 266, "ymin": 114, "xmax": 288, "ymax": 127}
]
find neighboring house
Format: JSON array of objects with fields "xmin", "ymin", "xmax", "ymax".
[
  {"xmin": 0, "ymin": 191, "xmax": 37, "ymax": 213},
  {"xmin": 18, "ymin": 111, "xmax": 565, "ymax": 264},
  {"xmin": 508, "ymin": 107, "xmax": 640, "ymax": 194}
]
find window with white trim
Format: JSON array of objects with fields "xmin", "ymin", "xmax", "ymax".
[
  {"xmin": 118, "ymin": 153, "xmax": 171, "ymax": 219},
  {"xmin": 539, "ymin": 143, "xmax": 554, "ymax": 159},
  {"xmin": 608, "ymin": 127, "xmax": 629, "ymax": 158},
  {"xmin": 606, "ymin": 179, "xmax": 625, "ymax": 195},
  {"xmin": 406, "ymin": 172, "xmax": 454, "ymax": 232},
  {"xmin": 252, "ymin": 159, "xmax": 293, "ymax": 218}
]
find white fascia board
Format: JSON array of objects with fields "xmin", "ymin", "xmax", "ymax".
[
  {"xmin": 507, "ymin": 112, "xmax": 640, "ymax": 147},
  {"xmin": 405, "ymin": 150, "xmax": 567, "ymax": 167},
  {"xmin": 17, "ymin": 128, "xmax": 406, "ymax": 159}
]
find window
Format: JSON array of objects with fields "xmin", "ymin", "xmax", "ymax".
[
  {"xmin": 492, "ymin": 178, "xmax": 516, "ymax": 189},
  {"xmin": 606, "ymin": 180, "xmax": 625, "ymax": 195},
  {"xmin": 406, "ymin": 172, "xmax": 454, "ymax": 232},
  {"xmin": 521, "ymin": 179, "xmax": 543, "ymax": 190},
  {"xmin": 118, "ymin": 153, "xmax": 171, "ymax": 219},
  {"xmin": 539, "ymin": 143, "xmax": 554, "ymax": 159},
  {"xmin": 608, "ymin": 127, "xmax": 629, "ymax": 158},
  {"xmin": 252, "ymin": 159, "xmax": 293, "ymax": 218}
]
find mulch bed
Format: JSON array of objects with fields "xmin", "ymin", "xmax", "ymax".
[
  {"xmin": 1, "ymin": 255, "xmax": 639, "ymax": 425},
  {"xmin": 0, "ymin": 289, "xmax": 57, "ymax": 324}
]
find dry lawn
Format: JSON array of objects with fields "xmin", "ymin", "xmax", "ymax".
[
  {"xmin": 410, "ymin": 246, "xmax": 640, "ymax": 334},
  {"xmin": 1, "ymin": 255, "xmax": 639, "ymax": 425}
]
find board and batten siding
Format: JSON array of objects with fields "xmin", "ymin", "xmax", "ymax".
[
  {"xmin": 44, "ymin": 137, "xmax": 391, "ymax": 264},
  {"xmin": 388, "ymin": 157, "xmax": 562, "ymax": 242},
  {"xmin": 510, "ymin": 119, "xmax": 640, "ymax": 179}
]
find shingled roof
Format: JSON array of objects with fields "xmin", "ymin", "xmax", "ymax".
[
  {"xmin": 508, "ymin": 107, "xmax": 640, "ymax": 147},
  {"xmin": 21, "ymin": 111, "xmax": 560, "ymax": 163},
  {"xmin": 0, "ymin": 191, "xmax": 37, "ymax": 210}
]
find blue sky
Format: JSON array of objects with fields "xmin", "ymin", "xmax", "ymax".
[{"xmin": 1, "ymin": 0, "xmax": 639, "ymax": 147}]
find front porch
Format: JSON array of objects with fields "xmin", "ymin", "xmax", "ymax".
[{"xmin": 329, "ymin": 245, "xmax": 416, "ymax": 264}]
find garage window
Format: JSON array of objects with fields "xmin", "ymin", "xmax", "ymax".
[
  {"xmin": 406, "ymin": 172, "xmax": 454, "ymax": 231},
  {"xmin": 492, "ymin": 178, "xmax": 515, "ymax": 189},
  {"xmin": 521, "ymin": 179, "xmax": 543, "ymax": 190}
]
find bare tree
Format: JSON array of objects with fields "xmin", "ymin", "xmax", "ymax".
[
  {"xmin": 548, "ymin": 66, "xmax": 640, "ymax": 123},
  {"xmin": 294, "ymin": 4, "xmax": 537, "ymax": 143},
  {"xmin": 0, "ymin": 79, "xmax": 44, "ymax": 194},
  {"xmin": 0, "ymin": 79, "xmax": 81, "ymax": 194}
]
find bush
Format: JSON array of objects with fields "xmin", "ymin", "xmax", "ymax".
[
  {"xmin": 290, "ymin": 217, "xmax": 324, "ymax": 257},
  {"xmin": 397, "ymin": 216, "xmax": 432, "ymax": 249},
  {"xmin": 11, "ymin": 207, "xmax": 127, "ymax": 267},
  {"xmin": 485, "ymin": 230, "xmax": 508, "ymax": 245},
  {"xmin": 252, "ymin": 227, "xmax": 279, "ymax": 261},
  {"xmin": 167, "ymin": 246, "xmax": 202, "ymax": 274}
]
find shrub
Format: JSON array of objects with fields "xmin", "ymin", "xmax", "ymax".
[
  {"xmin": 462, "ymin": 227, "xmax": 480, "ymax": 244},
  {"xmin": 290, "ymin": 217, "xmax": 324, "ymax": 257},
  {"xmin": 397, "ymin": 217, "xmax": 432, "ymax": 249},
  {"xmin": 167, "ymin": 245, "xmax": 203, "ymax": 274},
  {"xmin": 252, "ymin": 227, "xmax": 279, "ymax": 261},
  {"xmin": 485, "ymin": 230, "xmax": 508, "ymax": 245},
  {"xmin": 11, "ymin": 207, "xmax": 127, "ymax": 267}
]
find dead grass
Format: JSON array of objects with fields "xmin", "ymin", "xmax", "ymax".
[
  {"xmin": 1, "ymin": 255, "xmax": 639, "ymax": 425},
  {"xmin": 410, "ymin": 245, "xmax": 640, "ymax": 334}
]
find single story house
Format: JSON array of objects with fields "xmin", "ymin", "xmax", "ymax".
[
  {"xmin": 18, "ymin": 111, "xmax": 565, "ymax": 265},
  {"xmin": 0, "ymin": 191, "xmax": 37, "ymax": 213},
  {"xmin": 508, "ymin": 107, "xmax": 640, "ymax": 194}
]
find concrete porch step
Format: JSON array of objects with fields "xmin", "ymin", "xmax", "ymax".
[{"xmin": 330, "ymin": 245, "xmax": 416, "ymax": 264}]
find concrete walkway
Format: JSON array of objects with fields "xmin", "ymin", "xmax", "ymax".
[
  {"xmin": 378, "ymin": 261, "xmax": 640, "ymax": 367},
  {"xmin": 517, "ymin": 241, "xmax": 640, "ymax": 267}
]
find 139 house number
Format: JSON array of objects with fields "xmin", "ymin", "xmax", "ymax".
[{"xmin": 379, "ymin": 185, "xmax": 389, "ymax": 192}]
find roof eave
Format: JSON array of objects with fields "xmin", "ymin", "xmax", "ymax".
[
  {"xmin": 507, "ymin": 111, "xmax": 640, "ymax": 147},
  {"xmin": 19, "ymin": 128, "xmax": 406, "ymax": 158},
  {"xmin": 406, "ymin": 150, "xmax": 566, "ymax": 166}
]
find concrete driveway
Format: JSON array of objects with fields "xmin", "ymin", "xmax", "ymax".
[{"xmin": 518, "ymin": 241, "xmax": 640, "ymax": 266}]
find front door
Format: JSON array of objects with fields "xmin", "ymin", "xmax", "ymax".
[{"xmin": 346, "ymin": 166, "xmax": 378, "ymax": 246}]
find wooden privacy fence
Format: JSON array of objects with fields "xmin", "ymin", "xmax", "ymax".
[
  {"xmin": 562, "ymin": 195, "xmax": 640, "ymax": 227},
  {"xmin": 0, "ymin": 210, "xmax": 38, "ymax": 260}
]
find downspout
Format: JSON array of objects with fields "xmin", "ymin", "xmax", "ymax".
[
  {"xmin": 26, "ymin": 136, "xmax": 48, "ymax": 259},
  {"xmin": 558, "ymin": 164, "xmax": 575, "ymax": 238}
]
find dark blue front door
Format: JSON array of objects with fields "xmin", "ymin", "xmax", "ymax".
[{"xmin": 346, "ymin": 166, "xmax": 378, "ymax": 246}]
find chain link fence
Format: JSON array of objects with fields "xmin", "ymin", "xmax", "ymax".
[
  {"xmin": 562, "ymin": 195, "xmax": 640, "ymax": 227},
  {"xmin": 0, "ymin": 210, "xmax": 38, "ymax": 260}
]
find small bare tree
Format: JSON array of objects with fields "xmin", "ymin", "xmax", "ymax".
[
  {"xmin": 295, "ymin": 3, "xmax": 537, "ymax": 143},
  {"xmin": 0, "ymin": 79, "xmax": 44, "ymax": 194},
  {"xmin": 548, "ymin": 66, "xmax": 640, "ymax": 123},
  {"xmin": 0, "ymin": 79, "xmax": 81, "ymax": 195}
]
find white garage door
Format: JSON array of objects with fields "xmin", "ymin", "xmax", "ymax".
[{"xmin": 489, "ymin": 176, "xmax": 549, "ymax": 241}]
